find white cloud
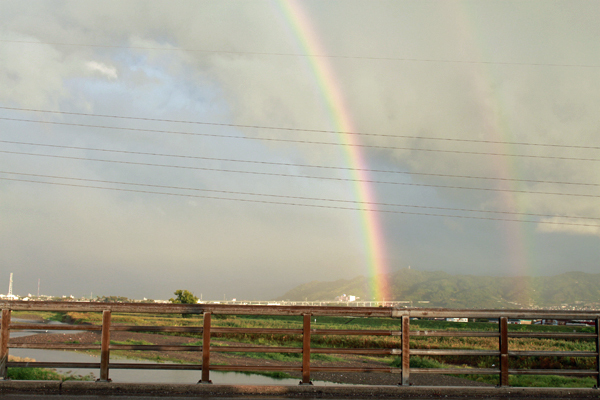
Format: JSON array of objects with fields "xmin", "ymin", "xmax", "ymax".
[{"xmin": 86, "ymin": 61, "xmax": 118, "ymax": 80}]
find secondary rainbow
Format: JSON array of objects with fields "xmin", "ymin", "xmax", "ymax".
[
  {"xmin": 275, "ymin": 0, "xmax": 391, "ymax": 301},
  {"xmin": 453, "ymin": 2, "xmax": 536, "ymax": 288}
]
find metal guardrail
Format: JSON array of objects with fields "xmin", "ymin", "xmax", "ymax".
[{"xmin": 0, "ymin": 301, "xmax": 599, "ymax": 387}]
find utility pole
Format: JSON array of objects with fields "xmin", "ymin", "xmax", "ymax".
[{"xmin": 38, "ymin": 278, "xmax": 40, "ymax": 297}]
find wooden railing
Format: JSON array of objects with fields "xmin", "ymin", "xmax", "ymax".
[{"xmin": 0, "ymin": 301, "xmax": 599, "ymax": 387}]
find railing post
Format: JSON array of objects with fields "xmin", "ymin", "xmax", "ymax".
[
  {"xmin": 98, "ymin": 310, "xmax": 111, "ymax": 382},
  {"xmin": 595, "ymin": 317, "xmax": 599, "ymax": 389},
  {"xmin": 499, "ymin": 316, "xmax": 509, "ymax": 387},
  {"xmin": 199, "ymin": 312, "xmax": 212, "ymax": 384},
  {"xmin": 0, "ymin": 309, "xmax": 11, "ymax": 380},
  {"xmin": 300, "ymin": 313, "xmax": 312, "ymax": 385},
  {"xmin": 401, "ymin": 315, "xmax": 410, "ymax": 386}
]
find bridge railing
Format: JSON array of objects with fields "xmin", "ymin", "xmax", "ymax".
[{"xmin": 0, "ymin": 301, "xmax": 598, "ymax": 387}]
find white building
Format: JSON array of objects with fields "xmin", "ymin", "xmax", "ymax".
[{"xmin": 335, "ymin": 294, "xmax": 357, "ymax": 302}]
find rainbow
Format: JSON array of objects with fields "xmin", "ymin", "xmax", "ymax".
[
  {"xmin": 274, "ymin": 0, "xmax": 391, "ymax": 301},
  {"xmin": 452, "ymin": 2, "xmax": 536, "ymax": 291}
]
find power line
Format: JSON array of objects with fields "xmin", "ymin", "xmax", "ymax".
[
  {"xmin": 3, "ymin": 149, "xmax": 599, "ymax": 198},
  {"xmin": 2, "ymin": 170, "xmax": 598, "ymax": 221},
  {"xmin": 2, "ymin": 139, "xmax": 599, "ymax": 188},
  {"xmin": 1, "ymin": 39, "xmax": 599, "ymax": 68},
  {"xmin": 1, "ymin": 106, "xmax": 598, "ymax": 150},
  {"xmin": 1, "ymin": 117, "xmax": 599, "ymax": 162},
  {"xmin": 1, "ymin": 175, "xmax": 598, "ymax": 228}
]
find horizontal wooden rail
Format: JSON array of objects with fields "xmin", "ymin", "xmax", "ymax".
[
  {"xmin": 211, "ymin": 365, "xmax": 302, "ymax": 372},
  {"xmin": 411, "ymin": 330, "xmax": 499, "ymax": 337},
  {"xmin": 311, "ymin": 329, "xmax": 396, "ymax": 336},
  {"xmin": 508, "ymin": 369, "xmax": 599, "ymax": 376},
  {"xmin": 507, "ymin": 332, "xmax": 597, "ymax": 339},
  {"xmin": 4, "ymin": 300, "xmax": 600, "ymax": 319},
  {"xmin": 1, "ymin": 301, "xmax": 394, "ymax": 317},
  {"xmin": 110, "ymin": 345, "xmax": 202, "ymax": 352},
  {"xmin": 508, "ymin": 350, "xmax": 598, "ymax": 357},
  {"xmin": 8, "ymin": 362, "xmax": 101, "ymax": 369},
  {"xmin": 311, "ymin": 348, "xmax": 401, "ymax": 355},
  {"xmin": 403, "ymin": 309, "xmax": 600, "ymax": 320},
  {"xmin": 7, "ymin": 362, "xmax": 203, "ymax": 370},
  {"xmin": 211, "ymin": 327, "xmax": 302, "ymax": 334},
  {"xmin": 9, "ymin": 343, "xmax": 100, "ymax": 350},
  {"xmin": 111, "ymin": 325, "xmax": 203, "ymax": 333},
  {"xmin": 412, "ymin": 349, "xmax": 499, "ymax": 356},
  {"xmin": 9, "ymin": 324, "xmax": 101, "ymax": 331},
  {"xmin": 311, "ymin": 366, "xmax": 394, "ymax": 373},
  {"xmin": 211, "ymin": 346, "xmax": 300, "ymax": 353},
  {"xmin": 411, "ymin": 368, "xmax": 498, "ymax": 375},
  {"xmin": 1, "ymin": 301, "xmax": 599, "ymax": 389}
]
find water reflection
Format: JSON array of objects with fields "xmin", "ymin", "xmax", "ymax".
[
  {"xmin": 9, "ymin": 318, "xmax": 85, "ymax": 337},
  {"xmin": 9, "ymin": 325, "xmax": 343, "ymax": 386}
]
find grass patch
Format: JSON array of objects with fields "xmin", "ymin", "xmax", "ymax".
[
  {"xmin": 390, "ymin": 356, "xmax": 446, "ymax": 369},
  {"xmin": 12, "ymin": 311, "xmax": 66, "ymax": 322},
  {"xmin": 7, "ymin": 367, "xmax": 94, "ymax": 381},
  {"xmin": 464, "ymin": 374, "xmax": 597, "ymax": 388},
  {"xmin": 237, "ymin": 371, "xmax": 294, "ymax": 380}
]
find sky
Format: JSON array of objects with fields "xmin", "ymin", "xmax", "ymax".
[{"xmin": 0, "ymin": 0, "xmax": 599, "ymax": 301}]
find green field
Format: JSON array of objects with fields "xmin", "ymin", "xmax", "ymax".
[{"xmin": 10, "ymin": 311, "xmax": 599, "ymax": 387}]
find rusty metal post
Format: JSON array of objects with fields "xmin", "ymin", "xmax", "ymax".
[
  {"xmin": 499, "ymin": 316, "xmax": 509, "ymax": 387},
  {"xmin": 300, "ymin": 313, "xmax": 312, "ymax": 385},
  {"xmin": 98, "ymin": 310, "xmax": 111, "ymax": 382},
  {"xmin": 595, "ymin": 318, "xmax": 600, "ymax": 389},
  {"xmin": 0, "ymin": 309, "xmax": 11, "ymax": 380},
  {"xmin": 400, "ymin": 315, "xmax": 410, "ymax": 386},
  {"xmin": 199, "ymin": 312, "xmax": 212, "ymax": 384}
]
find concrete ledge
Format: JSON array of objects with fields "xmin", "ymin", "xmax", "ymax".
[
  {"xmin": 0, "ymin": 380, "xmax": 62, "ymax": 393},
  {"xmin": 1, "ymin": 381, "xmax": 599, "ymax": 398}
]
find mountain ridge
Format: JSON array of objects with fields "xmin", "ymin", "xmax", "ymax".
[{"xmin": 276, "ymin": 269, "xmax": 600, "ymax": 308}]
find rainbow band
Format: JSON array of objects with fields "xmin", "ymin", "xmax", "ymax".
[
  {"xmin": 453, "ymin": 2, "xmax": 532, "ymax": 279},
  {"xmin": 276, "ymin": 0, "xmax": 390, "ymax": 301}
]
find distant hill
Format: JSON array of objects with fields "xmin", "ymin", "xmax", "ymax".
[{"xmin": 276, "ymin": 269, "xmax": 600, "ymax": 308}]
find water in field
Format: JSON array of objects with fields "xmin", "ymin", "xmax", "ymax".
[
  {"xmin": 10, "ymin": 347, "xmax": 344, "ymax": 385},
  {"xmin": 8, "ymin": 320, "xmax": 341, "ymax": 385}
]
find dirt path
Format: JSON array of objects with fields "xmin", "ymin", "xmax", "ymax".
[{"xmin": 9, "ymin": 330, "xmax": 491, "ymax": 387}]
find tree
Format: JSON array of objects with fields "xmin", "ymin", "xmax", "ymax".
[
  {"xmin": 96, "ymin": 295, "xmax": 131, "ymax": 303},
  {"xmin": 169, "ymin": 289, "xmax": 198, "ymax": 304}
]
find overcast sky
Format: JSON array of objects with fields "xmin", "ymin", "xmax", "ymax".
[{"xmin": 0, "ymin": 0, "xmax": 598, "ymax": 301}]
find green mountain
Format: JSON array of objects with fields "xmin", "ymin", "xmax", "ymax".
[{"xmin": 276, "ymin": 269, "xmax": 600, "ymax": 309}]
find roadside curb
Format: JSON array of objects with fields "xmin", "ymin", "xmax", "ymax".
[{"xmin": 1, "ymin": 381, "xmax": 599, "ymax": 398}]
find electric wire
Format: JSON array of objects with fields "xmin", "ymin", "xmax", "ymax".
[
  {"xmin": 1, "ymin": 176, "xmax": 598, "ymax": 227},
  {"xmin": 1, "ymin": 170, "xmax": 598, "ymax": 221},
  {"xmin": 1, "ymin": 39, "xmax": 599, "ymax": 68},
  {"xmin": 1, "ymin": 106, "xmax": 599, "ymax": 150},
  {"xmin": 1, "ymin": 117, "xmax": 599, "ymax": 162},
  {"xmin": 2, "ymin": 139, "xmax": 598, "ymax": 187},
  {"xmin": 2, "ymin": 149, "xmax": 599, "ymax": 198}
]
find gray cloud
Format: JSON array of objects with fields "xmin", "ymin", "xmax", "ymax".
[{"xmin": 0, "ymin": 0, "xmax": 598, "ymax": 300}]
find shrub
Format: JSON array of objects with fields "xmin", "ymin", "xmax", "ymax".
[{"xmin": 390, "ymin": 356, "xmax": 444, "ymax": 369}]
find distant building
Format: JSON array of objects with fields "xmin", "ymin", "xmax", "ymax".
[
  {"xmin": 335, "ymin": 294, "xmax": 357, "ymax": 302},
  {"xmin": 446, "ymin": 318, "xmax": 468, "ymax": 323}
]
